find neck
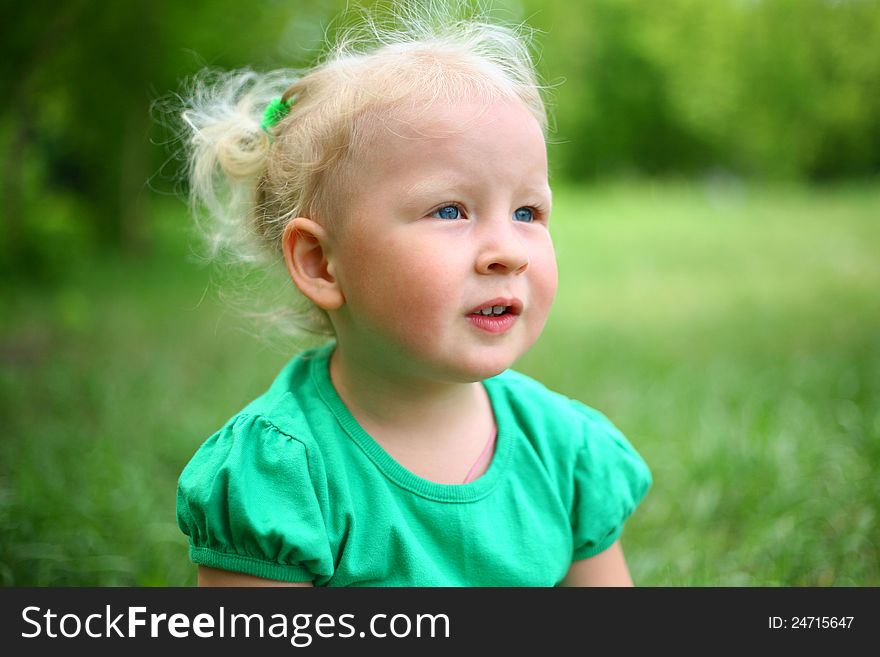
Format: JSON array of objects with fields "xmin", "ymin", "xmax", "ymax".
[{"xmin": 328, "ymin": 342, "xmax": 488, "ymax": 439}]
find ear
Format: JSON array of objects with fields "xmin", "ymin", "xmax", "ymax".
[{"xmin": 281, "ymin": 217, "xmax": 345, "ymax": 310}]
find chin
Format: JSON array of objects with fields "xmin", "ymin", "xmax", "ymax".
[{"xmin": 448, "ymin": 348, "xmax": 520, "ymax": 382}]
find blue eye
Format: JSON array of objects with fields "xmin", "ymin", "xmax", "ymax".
[
  {"xmin": 432, "ymin": 205, "xmax": 461, "ymax": 220},
  {"xmin": 514, "ymin": 207, "xmax": 534, "ymax": 222}
]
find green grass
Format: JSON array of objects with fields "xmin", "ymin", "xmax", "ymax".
[{"xmin": 1, "ymin": 180, "xmax": 878, "ymax": 585}]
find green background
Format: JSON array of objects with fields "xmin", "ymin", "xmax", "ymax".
[{"xmin": 1, "ymin": 0, "xmax": 878, "ymax": 585}]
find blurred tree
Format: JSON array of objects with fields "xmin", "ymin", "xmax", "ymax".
[
  {"xmin": 1, "ymin": 0, "xmax": 340, "ymax": 276},
  {"xmin": 526, "ymin": 0, "xmax": 880, "ymax": 180},
  {"xmin": 1, "ymin": 2, "xmax": 87, "ymax": 273},
  {"xmin": 528, "ymin": 0, "xmax": 726, "ymax": 178},
  {"xmin": 1, "ymin": 0, "xmax": 879, "ymax": 278}
]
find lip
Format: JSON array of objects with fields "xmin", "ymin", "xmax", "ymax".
[{"xmin": 465, "ymin": 297, "xmax": 523, "ymax": 335}]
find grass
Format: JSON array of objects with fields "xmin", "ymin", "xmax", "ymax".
[{"xmin": 1, "ymin": 180, "xmax": 878, "ymax": 586}]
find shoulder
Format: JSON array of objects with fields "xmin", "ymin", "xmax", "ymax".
[
  {"xmin": 487, "ymin": 368, "xmax": 584, "ymax": 422},
  {"xmin": 488, "ymin": 373, "xmax": 654, "ymax": 561},
  {"xmin": 177, "ymin": 343, "xmax": 340, "ymax": 519},
  {"xmin": 198, "ymin": 341, "xmax": 337, "ymax": 457},
  {"xmin": 236, "ymin": 342, "xmax": 333, "ymax": 432},
  {"xmin": 486, "ymin": 368, "xmax": 609, "ymax": 450},
  {"xmin": 178, "ymin": 413, "xmax": 314, "ymax": 487},
  {"xmin": 176, "ymin": 411, "xmax": 330, "ymax": 548},
  {"xmin": 487, "ymin": 367, "xmax": 652, "ymax": 495}
]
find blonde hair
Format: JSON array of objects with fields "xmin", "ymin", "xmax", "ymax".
[{"xmin": 179, "ymin": 1, "xmax": 552, "ymax": 342}]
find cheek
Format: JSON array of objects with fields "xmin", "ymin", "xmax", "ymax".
[
  {"xmin": 545, "ymin": 257, "xmax": 559, "ymax": 301},
  {"xmin": 531, "ymin": 240, "xmax": 559, "ymax": 308},
  {"xmin": 341, "ymin": 235, "xmax": 460, "ymax": 316}
]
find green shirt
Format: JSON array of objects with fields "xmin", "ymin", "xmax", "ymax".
[{"xmin": 177, "ymin": 341, "xmax": 652, "ymax": 586}]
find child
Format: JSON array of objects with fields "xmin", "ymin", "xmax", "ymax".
[{"xmin": 176, "ymin": 3, "xmax": 651, "ymax": 587}]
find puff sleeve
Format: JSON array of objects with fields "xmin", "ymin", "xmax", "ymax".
[
  {"xmin": 569, "ymin": 403, "xmax": 652, "ymax": 561},
  {"xmin": 176, "ymin": 414, "xmax": 333, "ymax": 582}
]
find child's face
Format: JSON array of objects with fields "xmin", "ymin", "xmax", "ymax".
[{"xmin": 330, "ymin": 97, "xmax": 557, "ymax": 382}]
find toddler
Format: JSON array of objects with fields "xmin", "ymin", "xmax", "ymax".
[{"xmin": 176, "ymin": 3, "xmax": 651, "ymax": 587}]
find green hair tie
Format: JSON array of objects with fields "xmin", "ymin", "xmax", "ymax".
[{"xmin": 260, "ymin": 96, "xmax": 293, "ymax": 133}]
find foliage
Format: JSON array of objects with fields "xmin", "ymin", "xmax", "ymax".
[
  {"xmin": 2, "ymin": 0, "xmax": 879, "ymax": 275},
  {"xmin": 0, "ymin": 0, "xmax": 342, "ymax": 275},
  {"xmin": 526, "ymin": 0, "xmax": 880, "ymax": 180}
]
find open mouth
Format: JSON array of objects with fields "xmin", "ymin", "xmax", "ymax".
[{"xmin": 466, "ymin": 298, "xmax": 522, "ymax": 333}]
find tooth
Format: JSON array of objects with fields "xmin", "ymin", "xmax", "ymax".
[
  {"xmin": 493, "ymin": 305, "xmax": 505, "ymax": 314},
  {"xmin": 480, "ymin": 308, "xmax": 493, "ymax": 316}
]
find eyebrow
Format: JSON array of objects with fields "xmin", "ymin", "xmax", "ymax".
[
  {"xmin": 403, "ymin": 177, "xmax": 468, "ymax": 199},
  {"xmin": 403, "ymin": 177, "xmax": 551, "ymax": 201}
]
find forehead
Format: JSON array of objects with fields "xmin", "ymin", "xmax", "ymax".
[{"xmin": 351, "ymin": 98, "xmax": 548, "ymax": 193}]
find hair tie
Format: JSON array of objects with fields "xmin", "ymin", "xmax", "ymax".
[{"xmin": 260, "ymin": 97, "xmax": 293, "ymax": 133}]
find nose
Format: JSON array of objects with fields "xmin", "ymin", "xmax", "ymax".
[{"xmin": 474, "ymin": 218, "xmax": 530, "ymax": 276}]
